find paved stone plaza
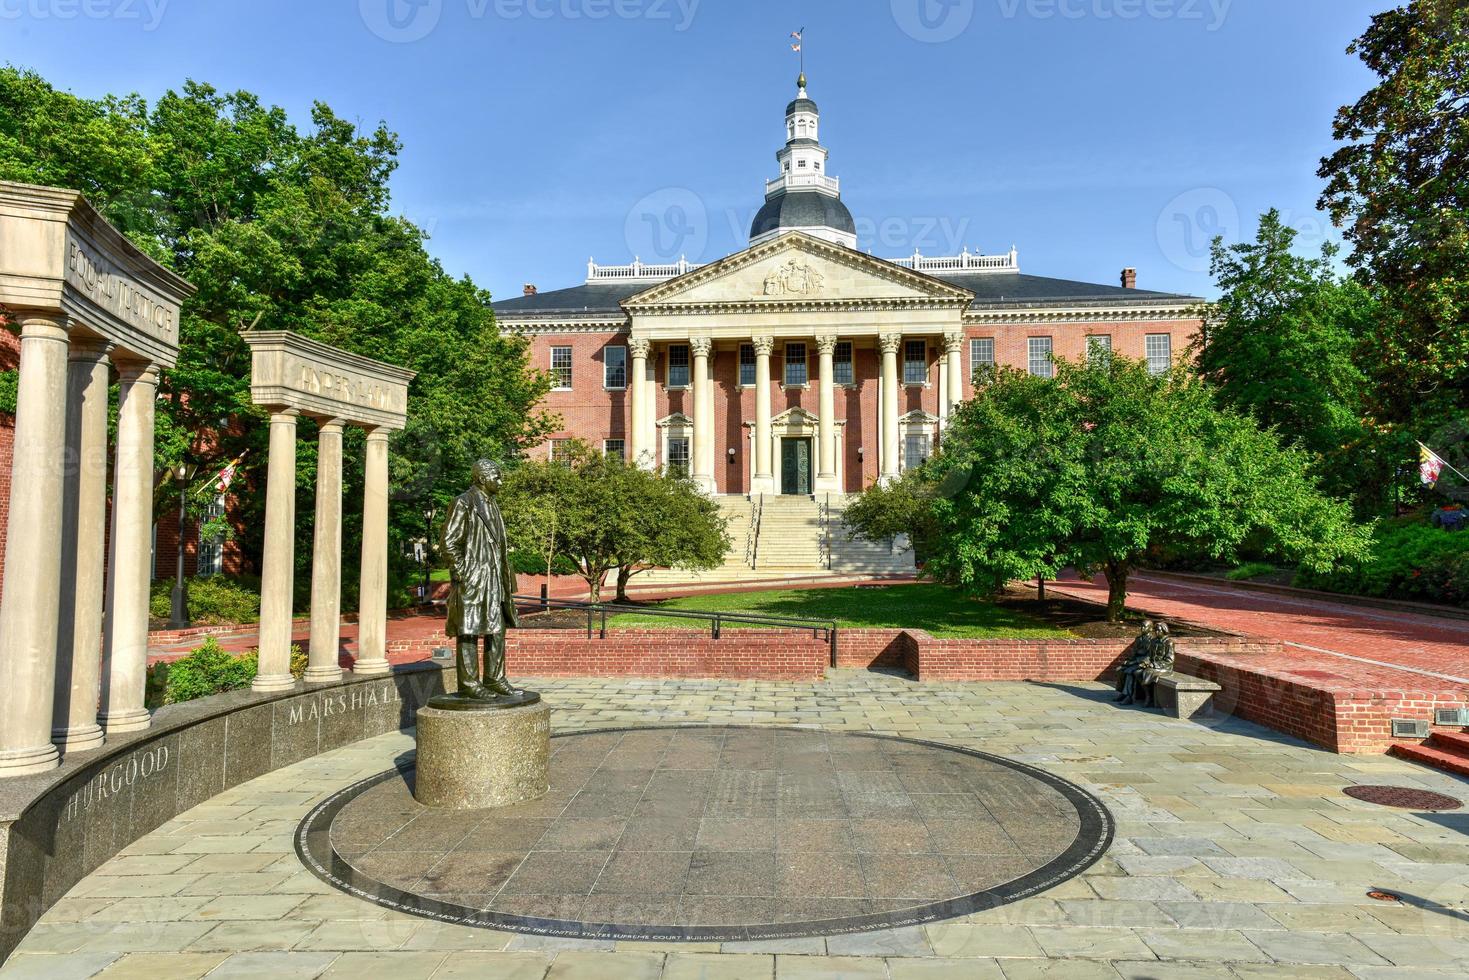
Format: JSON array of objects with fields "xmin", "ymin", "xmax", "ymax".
[
  {"xmin": 6, "ymin": 674, "xmax": 1469, "ymax": 979},
  {"xmin": 301, "ymin": 727, "xmax": 1107, "ymax": 940}
]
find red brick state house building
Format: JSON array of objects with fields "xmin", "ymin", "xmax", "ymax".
[{"xmin": 495, "ymin": 75, "xmax": 1204, "ymax": 505}]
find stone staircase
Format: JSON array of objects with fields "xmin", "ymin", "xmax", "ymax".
[
  {"xmin": 1391, "ymin": 729, "xmax": 1469, "ymax": 777},
  {"xmin": 633, "ymin": 494, "xmax": 914, "ymax": 586}
]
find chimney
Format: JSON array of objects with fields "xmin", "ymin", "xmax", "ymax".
[
  {"xmin": 1120, "ymin": 268, "xmax": 1137, "ymax": 289},
  {"xmin": 523, "ymin": 283, "xmax": 538, "ymax": 296}
]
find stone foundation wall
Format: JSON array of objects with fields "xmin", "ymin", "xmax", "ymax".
[{"xmin": 0, "ymin": 664, "xmax": 453, "ymax": 963}]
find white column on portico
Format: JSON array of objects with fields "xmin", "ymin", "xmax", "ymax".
[
  {"xmin": 628, "ymin": 339, "xmax": 652, "ymax": 470},
  {"xmin": 879, "ymin": 334, "xmax": 902, "ymax": 484},
  {"xmin": 305, "ymin": 419, "xmax": 346, "ymax": 683},
  {"xmin": 99, "ymin": 360, "xmax": 162, "ymax": 734},
  {"xmin": 944, "ymin": 332, "xmax": 965, "ymax": 420},
  {"xmin": 815, "ymin": 335, "xmax": 839, "ymax": 493},
  {"xmin": 53, "ymin": 339, "xmax": 112, "ymax": 752},
  {"xmin": 0, "ymin": 313, "xmax": 71, "ymax": 775},
  {"xmin": 752, "ymin": 337, "xmax": 775, "ymax": 496},
  {"xmin": 690, "ymin": 338, "xmax": 715, "ymax": 493},
  {"xmin": 252, "ymin": 409, "xmax": 300, "ymax": 693},
  {"xmin": 355, "ymin": 427, "xmax": 392, "ymax": 677}
]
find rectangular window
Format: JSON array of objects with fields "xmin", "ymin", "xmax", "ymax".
[
  {"xmin": 904, "ymin": 432, "xmax": 932, "ymax": 469},
  {"xmin": 667, "ymin": 437, "xmax": 690, "ymax": 477},
  {"xmin": 550, "ymin": 346, "xmax": 573, "ymax": 390},
  {"xmin": 833, "ymin": 341, "xmax": 854, "ymax": 385},
  {"xmin": 904, "ymin": 340, "xmax": 927, "ymax": 385},
  {"xmin": 603, "ymin": 439, "xmax": 625, "ymax": 461},
  {"xmin": 667, "ymin": 344, "xmax": 690, "ymax": 388},
  {"xmin": 970, "ymin": 337, "xmax": 995, "ymax": 371},
  {"xmin": 1146, "ymin": 333, "xmax": 1172, "ymax": 375},
  {"xmin": 196, "ymin": 495, "xmax": 226, "ymax": 577},
  {"xmin": 1087, "ymin": 335, "xmax": 1113, "ymax": 362},
  {"xmin": 784, "ymin": 342, "xmax": 808, "ymax": 387},
  {"xmin": 1028, "ymin": 337, "xmax": 1054, "ymax": 378},
  {"xmin": 549, "ymin": 438, "xmax": 574, "ymax": 463},
  {"xmin": 739, "ymin": 343, "xmax": 756, "ymax": 386},
  {"xmin": 603, "ymin": 346, "xmax": 627, "ymax": 389}
]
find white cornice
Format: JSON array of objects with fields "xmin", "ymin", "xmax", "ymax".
[
  {"xmin": 963, "ymin": 304, "xmax": 1206, "ymax": 325},
  {"xmin": 501, "ymin": 318, "xmax": 630, "ymax": 336}
]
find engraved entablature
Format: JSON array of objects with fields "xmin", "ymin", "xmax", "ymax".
[
  {"xmin": 244, "ymin": 331, "xmax": 417, "ymax": 431},
  {"xmin": 0, "ymin": 180, "xmax": 195, "ymax": 368}
]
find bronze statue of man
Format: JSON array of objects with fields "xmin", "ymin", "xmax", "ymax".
[{"xmin": 440, "ymin": 459, "xmax": 536, "ymax": 706}]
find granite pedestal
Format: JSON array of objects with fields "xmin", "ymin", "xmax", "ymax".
[
  {"xmin": 414, "ymin": 701, "xmax": 551, "ymax": 809},
  {"xmin": 1156, "ymin": 671, "xmax": 1223, "ymax": 720}
]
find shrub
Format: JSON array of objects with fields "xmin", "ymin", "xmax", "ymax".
[
  {"xmin": 1295, "ymin": 519, "xmax": 1469, "ymax": 607},
  {"xmin": 509, "ymin": 550, "xmax": 579, "ymax": 577},
  {"xmin": 1226, "ymin": 562, "xmax": 1277, "ymax": 581},
  {"xmin": 147, "ymin": 640, "xmax": 308, "ymax": 707},
  {"xmin": 149, "ymin": 574, "xmax": 262, "ymax": 626}
]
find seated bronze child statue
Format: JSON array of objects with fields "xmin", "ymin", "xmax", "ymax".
[{"xmin": 1115, "ymin": 620, "xmax": 1176, "ymax": 708}]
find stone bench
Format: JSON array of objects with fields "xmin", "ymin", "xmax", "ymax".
[{"xmin": 1155, "ymin": 672, "xmax": 1223, "ymax": 721}]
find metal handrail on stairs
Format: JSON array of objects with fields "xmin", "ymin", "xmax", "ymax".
[
  {"xmin": 818, "ymin": 493, "xmax": 833, "ymax": 570},
  {"xmin": 744, "ymin": 493, "xmax": 765, "ymax": 569}
]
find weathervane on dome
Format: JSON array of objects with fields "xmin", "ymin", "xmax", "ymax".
[{"xmin": 790, "ymin": 27, "xmax": 806, "ymax": 93}]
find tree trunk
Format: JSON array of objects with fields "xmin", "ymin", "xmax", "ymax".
[
  {"xmin": 615, "ymin": 566, "xmax": 633, "ymax": 603},
  {"xmin": 581, "ymin": 561, "xmax": 603, "ymax": 604},
  {"xmin": 1103, "ymin": 562, "xmax": 1128, "ymax": 623}
]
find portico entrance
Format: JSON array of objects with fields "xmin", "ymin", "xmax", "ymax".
[{"xmin": 780, "ymin": 437, "xmax": 813, "ymax": 495}]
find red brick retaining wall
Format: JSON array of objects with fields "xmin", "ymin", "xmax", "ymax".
[
  {"xmin": 834, "ymin": 629, "xmax": 912, "ymax": 669},
  {"xmin": 902, "ymin": 633, "xmax": 1282, "ymax": 683},
  {"xmin": 503, "ymin": 629, "xmax": 831, "ymax": 681},
  {"xmin": 1178, "ymin": 651, "xmax": 1469, "ymax": 754}
]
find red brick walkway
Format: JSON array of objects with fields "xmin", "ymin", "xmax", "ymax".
[{"xmin": 1047, "ymin": 571, "xmax": 1469, "ymax": 684}]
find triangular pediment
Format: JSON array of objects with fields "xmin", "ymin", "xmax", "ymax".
[
  {"xmin": 624, "ymin": 232, "xmax": 974, "ymax": 310},
  {"xmin": 773, "ymin": 407, "xmax": 820, "ymax": 425}
]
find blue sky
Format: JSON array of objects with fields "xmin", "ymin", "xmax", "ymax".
[{"xmin": 5, "ymin": 0, "xmax": 1383, "ymax": 300}]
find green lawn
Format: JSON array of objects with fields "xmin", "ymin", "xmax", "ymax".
[{"xmin": 606, "ymin": 584, "xmax": 1074, "ymax": 639}]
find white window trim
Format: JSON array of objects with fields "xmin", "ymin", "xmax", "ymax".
[
  {"xmin": 550, "ymin": 346, "xmax": 573, "ymax": 391},
  {"xmin": 1146, "ymin": 333, "xmax": 1173, "ymax": 375},
  {"xmin": 1027, "ymin": 337, "xmax": 1054, "ymax": 378},
  {"xmin": 665, "ymin": 344, "xmax": 691, "ymax": 390},
  {"xmin": 903, "ymin": 340, "xmax": 930, "ymax": 388},
  {"xmin": 603, "ymin": 346, "xmax": 628, "ymax": 390}
]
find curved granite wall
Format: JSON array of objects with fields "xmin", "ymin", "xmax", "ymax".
[{"xmin": 0, "ymin": 663, "xmax": 452, "ymax": 962}]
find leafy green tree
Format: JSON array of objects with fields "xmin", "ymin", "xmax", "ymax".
[
  {"xmin": 1317, "ymin": 0, "xmax": 1469, "ymax": 431},
  {"xmin": 0, "ymin": 67, "xmax": 554, "ymax": 597},
  {"xmin": 918, "ymin": 356, "xmax": 1372, "ymax": 621},
  {"xmin": 610, "ymin": 468, "xmax": 730, "ymax": 602},
  {"xmin": 501, "ymin": 448, "xmax": 729, "ymax": 603},
  {"xmin": 841, "ymin": 464, "xmax": 943, "ymax": 564},
  {"xmin": 1198, "ymin": 210, "xmax": 1381, "ymax": 506}
]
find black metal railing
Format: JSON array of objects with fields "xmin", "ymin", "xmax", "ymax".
[{"xmin": 513, "ymin": 594, "xmax": 838, "ymax": 665}]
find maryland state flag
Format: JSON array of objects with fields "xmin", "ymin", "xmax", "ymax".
[{"xmin": 1420, "ymin": 443, "xmax": 1446, "ymax": 487}]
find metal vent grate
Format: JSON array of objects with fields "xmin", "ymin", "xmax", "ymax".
[
  {"xmin": 1391, "ymin": 719, "xmax": 1430, "ymax": 739},
  {"xmin": 1434, "ymin": 707, "xmax": 1469, "ymax": 727}
]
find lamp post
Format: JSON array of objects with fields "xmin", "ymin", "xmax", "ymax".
[
  {"xmin": 421, "ymin": 505, "xmax": 437, "ymax": 606},
  {"xmin": 168, "ymin": 460, "xmax": 199, "ymax": 629}
]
